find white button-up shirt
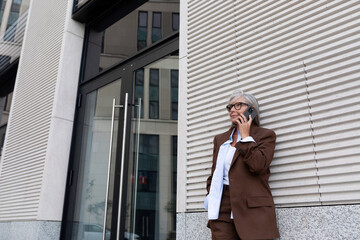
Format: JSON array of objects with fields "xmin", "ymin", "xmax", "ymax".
[{"xmin": 204, "ymin": 129, "xmax": 255, "ymax": 220}]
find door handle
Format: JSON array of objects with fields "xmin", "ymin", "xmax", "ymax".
[
  {"xmin": 103, "ymin": 98, "xmax": 121, "ymax": 240},
  {"xmin": 131, "ymin": 98, "xmax": 142, "ymax": 240},
  {"xmin": 102, "ymin": 94, "xmax": 128, "ymax": 240},
  {"xmin": 146, "ymin": 216, "xmax": 149, "ymax": 237},
  {"xmin": 116, "ymin": 92, "xmax": 129, "ymax": 240}
]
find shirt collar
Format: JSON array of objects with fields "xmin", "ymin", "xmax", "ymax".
[{"xmin": 223, "ymin": 128, "xmax": 241, "ymax": 145}]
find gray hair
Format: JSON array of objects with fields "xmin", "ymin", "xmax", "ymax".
[{"xmin": 229, "ymin": 89, "xmax": 261, "ymax": 126}]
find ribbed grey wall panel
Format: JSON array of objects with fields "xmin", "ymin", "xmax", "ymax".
[
  {"xmin": 186, "ymin": 0, "xmax": 238, "ymax": 208},
  {"xmin": 186, "ymin": 0, "xmax": 360, "ymax": 210},
  {"xmin": 0, "ymin": 0, "xmax": 69, "ymax": 220}
]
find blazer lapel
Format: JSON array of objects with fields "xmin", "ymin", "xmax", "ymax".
[
  {"xmin": 216, "ymin": 128, "xmax": 233, "ymax": 148},
  {"xmin": 230, "ymin": 146, "xmax": 242, "ymax": 169}
]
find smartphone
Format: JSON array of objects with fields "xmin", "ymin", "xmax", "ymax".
[{"xmin": 240, "ymin": 106, "xmax": 257, "ymax": 122}]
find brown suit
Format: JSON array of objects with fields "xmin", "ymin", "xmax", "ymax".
[{"xmin": 206, "ymin": 125, "xmax": 280, "ymax": 240}]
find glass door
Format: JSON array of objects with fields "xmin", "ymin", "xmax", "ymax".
[
  {"xmin": 63, "ymin": 41, "xmax": 179, "ymax": 240},
  {"xmin": 122, "ymin": 54, "xmax": 178, "ymax": 240},
  {"xmin": 69, "ymin": 79, "xmax": 124, "ymax": 240}
]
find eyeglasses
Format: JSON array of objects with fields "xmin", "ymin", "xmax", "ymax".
[{"xmin": 226, "ymin": 102, "xmax": 249, "ymax": 112}]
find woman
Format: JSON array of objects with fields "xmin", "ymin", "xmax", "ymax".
[{"xmin": 204, "ymin": 89, "xmax": 280, "ymax": 240}]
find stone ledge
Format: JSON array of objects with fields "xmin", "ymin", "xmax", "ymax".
[
  {"xmin": 177, "ymin": 204, "xmax": 360, "ymax": 240},
  {"xmin": 0, "ymin": 221, "xmax": 61, "ymax": 240}
]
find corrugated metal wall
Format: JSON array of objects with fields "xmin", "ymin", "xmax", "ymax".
[
  {"xmin": 0, "ymin": 0, "xmax": 69, "ymax": 220},
  {"xmin": 185, "ymin": 0, "xmax": 360, "ymax": 210}
]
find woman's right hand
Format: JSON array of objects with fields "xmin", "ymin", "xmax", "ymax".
[{"xmin": 236, "ymin": 114, "xmax": 253, "ymax": 140}]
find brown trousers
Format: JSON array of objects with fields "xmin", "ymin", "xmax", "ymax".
[
  {"xmin": 209, "ymin": 186, "xmax": 241, "ymax": 240},
  {"xmin": 209, "ymin": 186, "xmax": 272, "ymax": 240}
]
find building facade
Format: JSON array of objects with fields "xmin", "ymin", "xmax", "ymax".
[
  {"xmin": 0, "ymin": 0, "xmax": 179, "ymax": 239},
  {"xmin": 0, "ymin": 0, "xmax": 359, "ymax": 240}
]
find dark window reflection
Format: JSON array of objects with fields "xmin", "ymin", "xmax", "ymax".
[
  {"xmin": 137, "ymin": 11, "xmax": 148, "ymax": 51},
  {"xmin": 135, "ymin": 68, "xmax": 144, "ymax": 118},
  {"xmin": 172, "ymin": 13, "xmax": 179, "ymax": 31},
  {"xmin": 0, "ymin": 0, "xmax": 6, "ymax": 25},
  {"xmin": 127, "ymin": 54, "xmax": 178, "ymax": 240},
  {"xmin": 172, "ymin": 136, "xmax": 177, "ymax": 231},
  {"xmin": 4, "ymin": 0, "xmax": 22, "ymax": 42},
  {"xmin": 149, "ymin": 69, "xmax": 159, "ymax": 119},
  {"xmin": 152, "ymin": 12, "xmax": 161, "ymax": 43},
  {"xmin": 171, "ymin": 70, "xmax": 178, "ymax": 120},
  {"xmin": 0, "ymin": 55, "xmax": 11, "ymax": 71},
  {"xmin": 135, "ymin": 134, "xmax": 158, "ymax": 239},
  {"xmin": 84, "ymin": 1, "xmax": 180, "ymax": 81}
]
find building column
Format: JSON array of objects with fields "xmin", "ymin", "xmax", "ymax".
[{"xmin": 0, "ymin": 0, "xmax": 85, "ymax": 239}]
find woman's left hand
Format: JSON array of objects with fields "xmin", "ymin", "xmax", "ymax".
[{"xmin": 236, "ymin": 114, "xmax": 253, "ymax": 139}]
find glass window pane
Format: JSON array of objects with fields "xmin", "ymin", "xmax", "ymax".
[
  {"xmin": 149, "ymin": 101, "xmax": 159, "ymax": 119},
  {"xmin": 150, "ymin": 69, "xmax": 159, "ymax": 86},
  {"xmin": 171, "ymin": 88, "xmax": 178, "ymax": 102},
  {"xmin": 152, "ymin": 12, "xmax": 161, "ymax": 28},
  {"xmin": 3, "ymin": 0, "xmax": 22, "ymax": 42},
  {"xmin": 83, "ymin": 1, "xmax": 179, "ymax": 80},
  {"xmin": 171, "ymin": 69, "xmax": 178, "ymax": 120},
  {"xmin": 135, "ymin": 68, "xmax": 144, "ymax": 85},
  {"xmin": 171, "ymin": 103, "xmax": 178, "ymax": 120},
  {"xmin": 152, "ymin": 28, "xmax": 161, "ymax": 43},
  {"xmin": 135, "ymin": 86, "xmax": 144, "ymax": 100},
  {"xmin": 152, "ymin": 12, "xmax": 161, "ymax": 43},
  {"xmin": 149, "ymin": 87, "xmax": 158, "ymax": 101},
  {"xmin": 172, "ymin": 13, "xmax": 179, "ymax": 31},
  {"xmin": 138, "ymin": 11, "xmax": 148, "ymax": 27},
  {"xmin": 126, "ymin": 54, "xmax": 178, "ymax": 240},
  {"xmin": 135, "ymin": 69, "xmax": 144, "ymax": 118},
  {"xmin": 137, "ymin": 26, "xmax": 147, "ymax": 51},
  {"xmin": 137, "ymin": 11, "xmax": 148, "ymax": 51},
  {"xmin": 71, "ymin": 80, "xmax": 121, "ymax": 240},
  {"xmin": 171, "ymin": 70, "xmax": 178, "ymax": 87}
]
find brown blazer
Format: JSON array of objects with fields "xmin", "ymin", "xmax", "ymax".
[{"xmin": 206, "ymin": 125, "xmax": 280, "ymax": 240}]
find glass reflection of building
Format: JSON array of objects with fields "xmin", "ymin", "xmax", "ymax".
[
  {"xmin": 0, "ymin": 92, "xmax": 12, "ymax": 155},
  {"xmin": 84, "ymin": 1, "xmax": 180, "ymax": 80},
  {"xmin": 127, "ymin": 54, "xmax": 179, "ymax": 240},
  {"xmin": 0, "ymin": 0, "xmax": 29, "ymax": 157},
  {"xmin": 0, "ymin": 0, "xmax": 29, "ymax": 66}
]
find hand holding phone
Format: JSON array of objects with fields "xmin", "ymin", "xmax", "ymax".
[{"xmin": 239, "ymin": 106, "xmax": 257, "ymax": 123}]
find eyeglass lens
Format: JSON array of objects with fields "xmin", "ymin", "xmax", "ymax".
[{"xmin": 226, "ymin": 102, "xmax": 247, "ymax": 111}]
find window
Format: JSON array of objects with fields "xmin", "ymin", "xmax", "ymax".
[
  {"xmin": 152, "ymin": 12, "xmax": 161, "ymax": 43},
  {"xmin": 0, "ymin": 0, "xmax": 6, "ymax": 25},
  {"xmin": 171, "ymin": 136, "xmax": 177, "ymax": 230},
  {"xmin": 3, "ymin": 94, "xmax": 8, "ymax": 111},
  {"xmin": 137, "ymin": 134, "xmax": 159, "ymax": 193},
  {"xmin": 4, "ymin": 0, "xmax": 22, "ymax": 42},
  {"xmin": 171, "ymin": 70, "xmax": 178, "ymax": 120},
  {"xmin": 0, "ymin": 132, "xmax": 5, "ymax": 155},
  {"xmin": 137, "ymin": 11, "xmax": 148, "ymax": 51},
  {"xmin": 172, "ymin": 13, "xmax": 179, "ymax": 31},
  {"xmin": 134, "ymin": 68, "xmax": 144, "ymax": 118},
  {"xmin": 0, "ymin": 55, "xmax": 11, "ymax": 71},
  {"xmin": 83, "ymin": 1, "xmax": 180, "ymax": 80},
  {"xmin": 100, "ymin": 31, "xmax": 105, "ymax": 53},
  {"xmin": 149, "ymin": 69, "xmax": 159, "ymax": 119}
]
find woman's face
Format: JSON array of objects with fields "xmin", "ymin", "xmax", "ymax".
[{"xmin": 228, "ymin": 97, "xmax": 248, "ymax": 124}]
